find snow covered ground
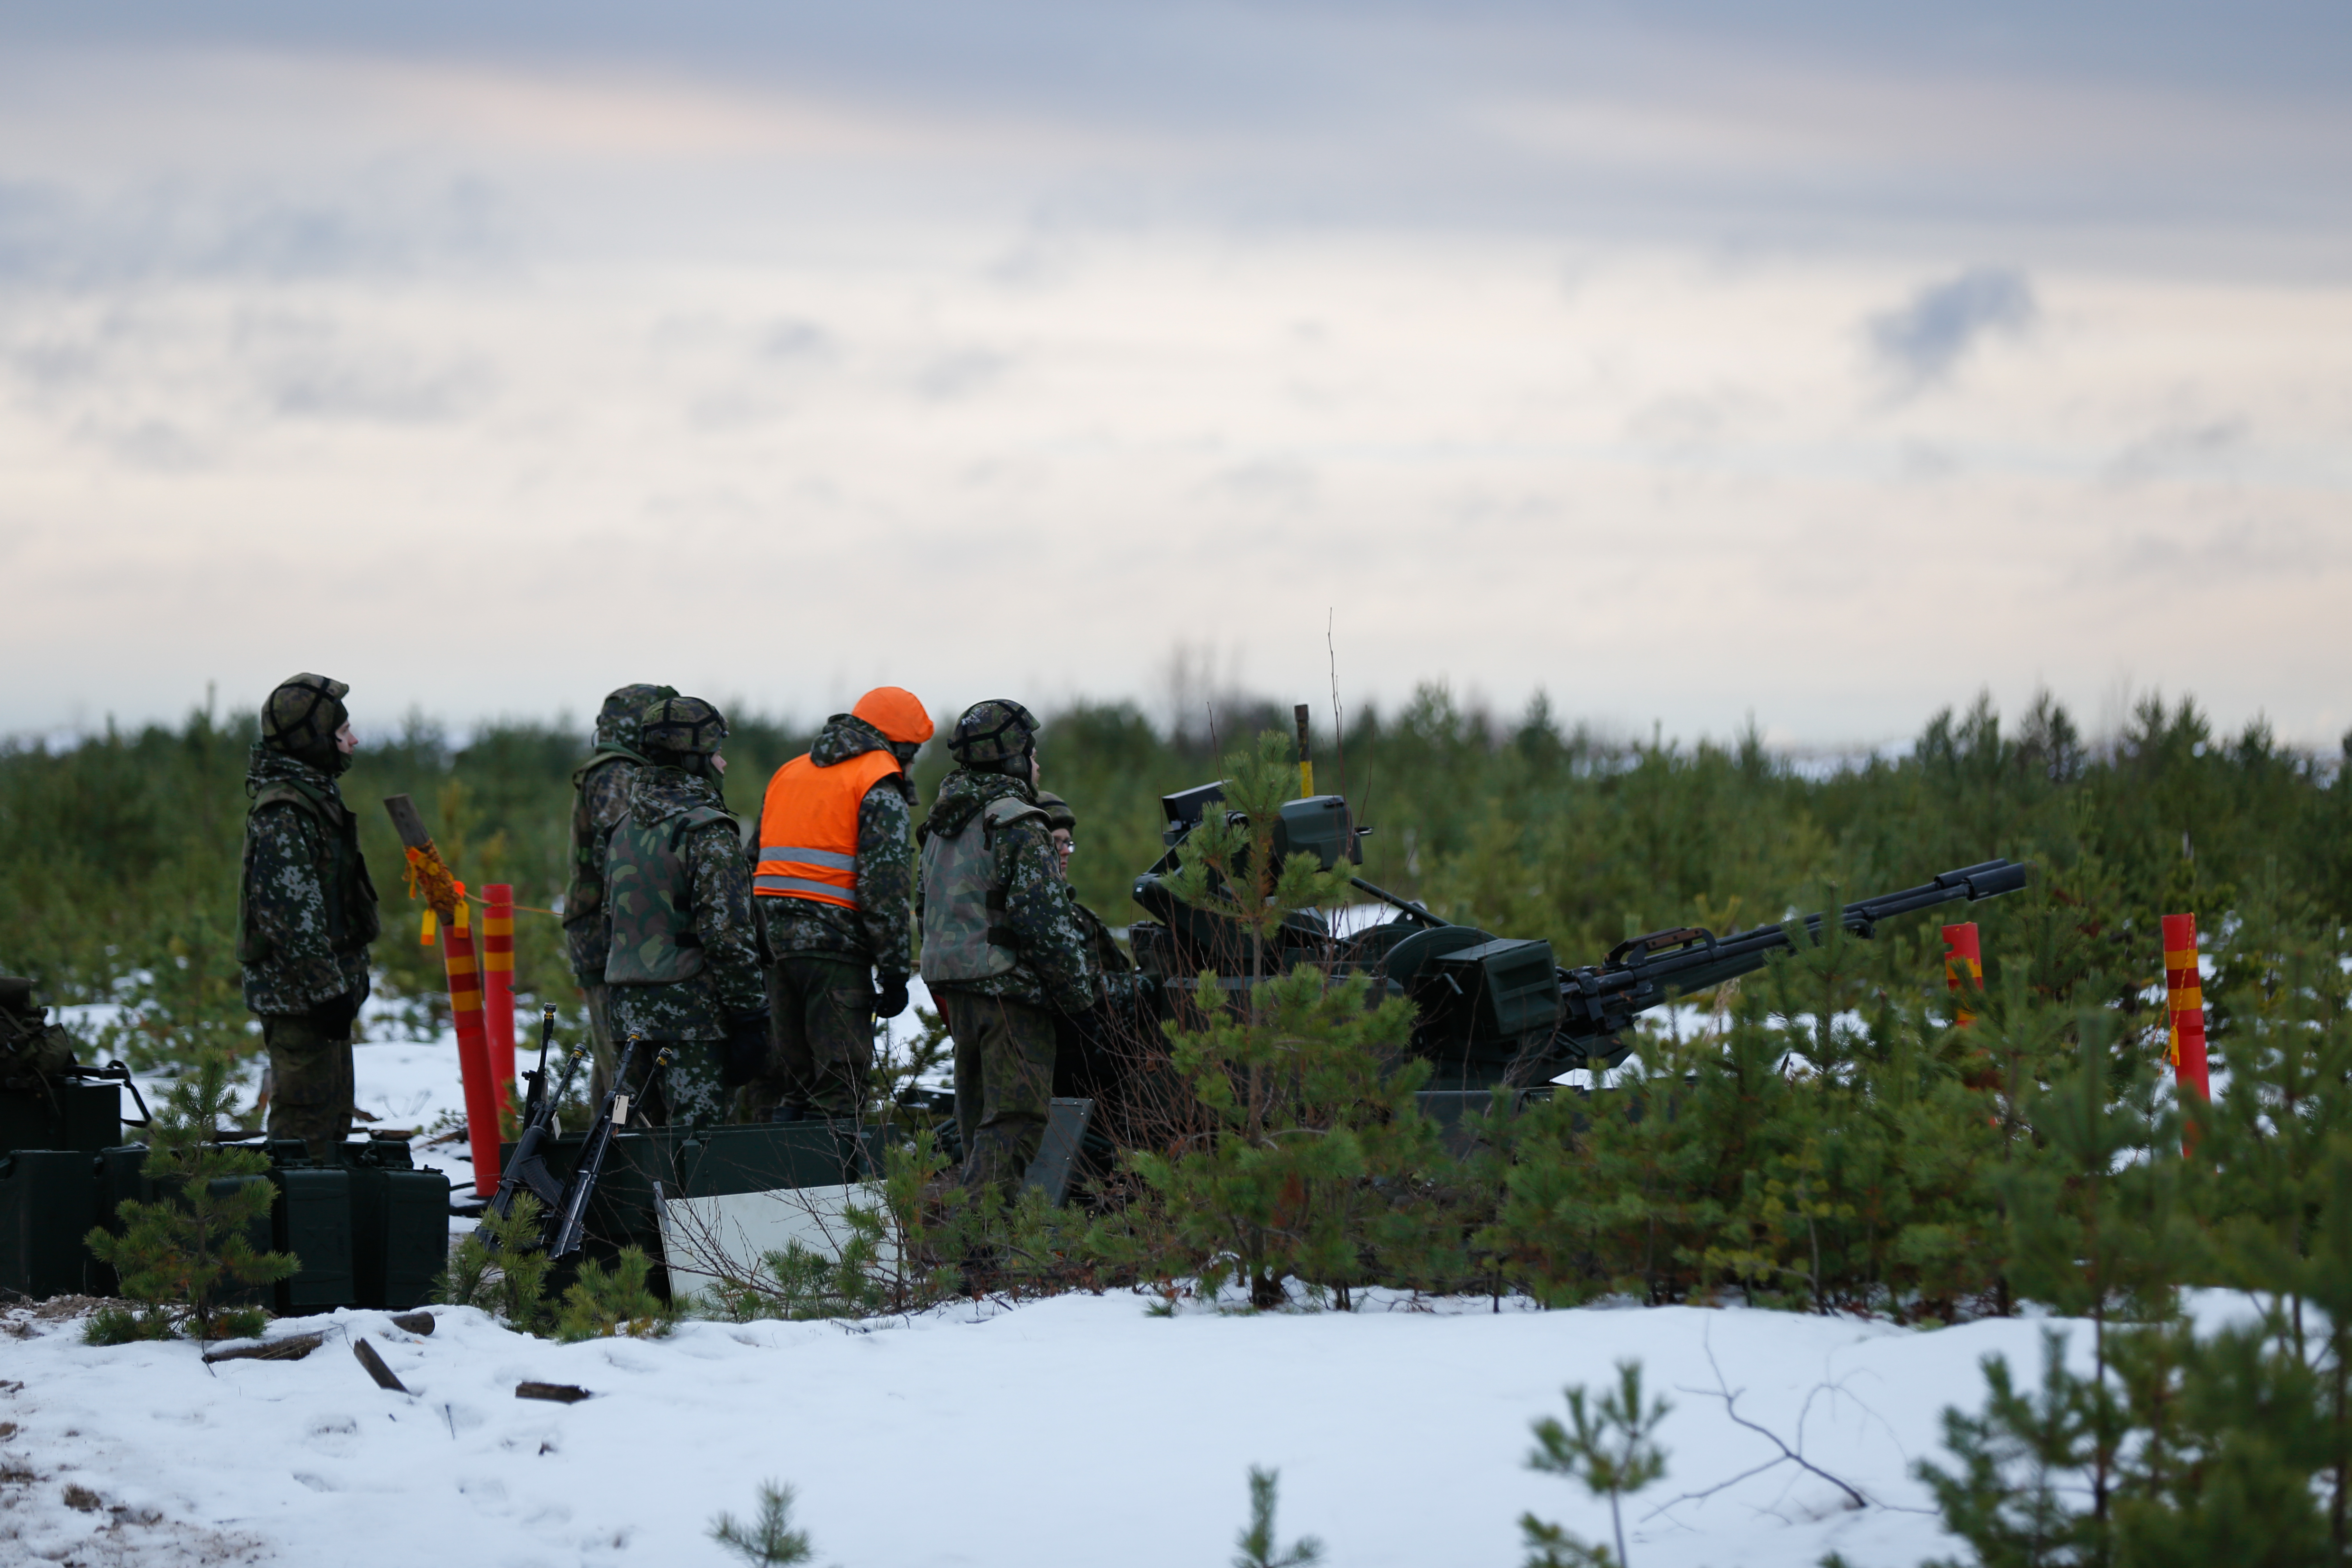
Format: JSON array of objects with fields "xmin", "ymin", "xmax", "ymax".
[{"xmin": 6, "ymin": 1286, "xmax": 2258, "ymax": 1568}]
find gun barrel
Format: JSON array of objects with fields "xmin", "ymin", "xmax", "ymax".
[{"xmin": 1554, "ymin": 858, "xmax": 2031, "ymax": 1051}]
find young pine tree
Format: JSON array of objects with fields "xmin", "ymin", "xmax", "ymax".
[
  {"xmin": 1521, "ymin": 1359, "xmax": 1671, "ymax": 1568},
  {"xmin": 1126, "ymin": 730, "xmax": 1435, "ymax": 1310},
  {"xmin": 1233, "ymin": 1467, "xmax": 1323, "ymax": 1568},
  {"xmin": 84, "ymin": 1048, "xmax": 295, "ymax": 1342},
  {"xmin": 709, "ymin": 1480, "xmax": 818, "ymax": 1566}
]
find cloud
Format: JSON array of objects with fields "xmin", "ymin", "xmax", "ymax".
[
  {"xmin": 2105, "ymin": 419, "xmax": 2248, "ymax": 485},
  {"xmin": 1866, "ymin": 267, "xmax": 2037, "ymax": 389}
]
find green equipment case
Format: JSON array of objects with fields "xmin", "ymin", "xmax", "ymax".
[
  {"xmin": 0, "ymin": 1149, "xmax": 98, "ymax": 1298},
  {"xmin": 268, "ymin": 1165, "xmax": 356, "ymax": 1312},
  {"xmin": 0, "ymin": 1080, "xmax": 122, "ymax": 1158},
  {"xmin": 341, "ymin": 1138, "xmax": 450, "ymax": 1311}
]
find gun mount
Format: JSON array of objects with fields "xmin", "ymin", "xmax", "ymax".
[{"xmin": 1127, "ymin": 781, "xmax": 2031, "ymax": 1091}]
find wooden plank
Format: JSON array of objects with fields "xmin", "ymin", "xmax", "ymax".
[
  {"xmin": 201, "ymin": 1331, "xmax": 324, "ymax": 1365},
  {"xmin": 516, "ymin": 1382, "xmax": 592, "ymax": 1404},
  {"xmin": 382, "ymin": 794, "xmax": 433, "ymax": 852},
  {"xmin": 351, "ymin": 1335, "xmax": 411, "ymax": 1394}
]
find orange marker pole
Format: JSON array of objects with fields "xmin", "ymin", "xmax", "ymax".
[
  {"xmin": 439, "ymin": 899, "xmax": 502, "ymax": 1190},
  {"xmin": 383, "ymin": 794, "xmax": 502, "ymax": 1194},
  {"xmin": 2163, "ymin": 912, "xmax": 2210, "ymax": 1151},
  {"xmin": 483, "ymin": 884, "xmax": 518, "ymax": 1123},
  {"xmin": 1942, "ymin": 923, "xmax": 1983, "ymax": 1027}
]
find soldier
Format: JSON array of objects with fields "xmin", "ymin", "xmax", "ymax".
[
  {"xmin": 562, "ymin": 682, "xmax": 677, "ymax": 1103},
  {"xmin": 601, "ymin": 696, "xmax": 766, "ymax": 1129},
  {"xmin": 918, "ymin": 700, "xmax": 1099, "ymax": 1194},
  {"xmin": 1034, "ymin": 790, "xmax": 1161, "ymax": 1116},
  {"xmin": 745, "ymin": 687, "xmax": 933, "ymax": 1125},
  {"xmin": 238, "ymin": 673, "xmax": 380, "ymax": 1161}
]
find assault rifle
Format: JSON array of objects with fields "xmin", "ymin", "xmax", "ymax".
[
  {"xmin": 546, "ymin": 1035, "xmax": 673, "ymax": 1260},
  {"xmin": 479, "ymin": 1005, "xmax": 586, "ymax": 1227}
]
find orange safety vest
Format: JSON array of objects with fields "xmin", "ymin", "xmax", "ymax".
[{"xmin": 753, "ymin": 749, "xmax": 904, "ymax": 908}]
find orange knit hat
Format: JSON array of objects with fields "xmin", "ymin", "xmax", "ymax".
[{"xmin": 851, "ymin": 686, "xmax": 935, "ymax": 745}]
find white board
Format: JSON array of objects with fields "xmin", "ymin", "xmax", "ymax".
[{"xmin": 654, "ymin": 1183, "xmax": 896, "ymax": 1312}]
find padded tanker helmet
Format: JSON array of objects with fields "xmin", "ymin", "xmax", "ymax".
[
  {"xmin": 262, "ymin": 673, "xmax": 349, "ymax": 755},
  {"xmin": 640, "ymin": 696, "xmax": 729, "ymax": 756},
  {"xmin": 598, "ymin": 683, "xmax": 679, "ymax": 749},
  {"xmin": 947, "ymin": 699, "xmax": 1039, "ymax": 767}
]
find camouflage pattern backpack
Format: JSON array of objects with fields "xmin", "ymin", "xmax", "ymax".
[
  {"xmin": 0, "ymin": 976, "xmax": 78, "ymax": 1090},
  {"xmin": 604, "ymin": 803, "xmax": 735, "ymax": 984},
  {"xmin": 920, "ymin": 795, "xmax": 1049, "ymax": 986}
]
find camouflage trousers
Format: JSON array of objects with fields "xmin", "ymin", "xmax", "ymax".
[
  {"xmin": 741, "ymin": 955, "xmax": 876, "ymax": 1123},
  {"xmin": 261, "ymin": 1008, "xmax": 353, "ymax": 1162},
  {"xmin": 937, "ymin": 989, "xmax": 1057, "ymax": 1196},
  {"xmin": 625, "ymin": 1037, "xmax": 729, "ymax": 1130},
  {"xmin": 580, "ymin": 981, "xmax": 618, "ymax": 1106}
]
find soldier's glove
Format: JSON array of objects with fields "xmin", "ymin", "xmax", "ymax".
[
  {"xmin": 874, "ymin": 974, "xmax": 911, "ymax": 1020},
  {"xmin": 719, "ymin": 1011, "xmax": 769, "ymax": 1089},
  {"xmin": 311, "ymin": 989, "xmax": 361, "ymax": 1038}
]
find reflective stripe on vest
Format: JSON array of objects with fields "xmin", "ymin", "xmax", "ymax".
[{"xmin": 753, "ymin": 748, "xmax": 904, "ymax": 909}]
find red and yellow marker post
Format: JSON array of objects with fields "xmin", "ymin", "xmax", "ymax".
[
  {"xmin": 1942, "ymin": 922, "xmax": 1983, "ymax": 1027},
  {"xmin": 383, "ymin": 794, "xmax": 503, "ymax": 1193},
  {"xmin": 2163, "ymin": 913, "xmax": 2211, "ymax": 1146},
  {"xmin": 482, "ymin": 884, "xmax": 519, "ymax": 1120}
]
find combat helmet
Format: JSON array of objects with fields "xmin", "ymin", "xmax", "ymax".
[
  {"xmin": 850, "ymin": 686, "xmax": 934, "ymax": 746},
  {"xmin": 641, "ymin": 696, "xmax": 729, "ymax": 758},
  {"xmin": 947, "ymin": 699, "xmax": 1039, "ymax": 770},
  {"xmin": 598, "ymin": 683, "xmax": 678, "ymax": 750},
  {"xmin": 262, "ymin": 673, "xmax": 351, "ymax": 770}
]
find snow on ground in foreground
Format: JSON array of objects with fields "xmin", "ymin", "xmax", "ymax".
[{"xmin": 1, "ymin": 1289, "xmax": 2244, "ymax": 1568}]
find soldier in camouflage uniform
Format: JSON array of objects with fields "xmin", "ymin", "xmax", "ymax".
[
  {"xmin": 238, "ymin": 673, "xmax": 381, "ymax": 1160},
  {"xmin": 918, "ymin": 701, "xmax": 1099, "ymax": 1193},
  {"xmin": 563, "ymin": 682, "xmax": 677, "ymax": 1103},
  {"xmin": 601, "ymin": 697, "xmax": 766, "ymax": 1128},
  {"xmin": 1034, "ymin": 791, "xmax": 1162, "ymax": 1128},
  {"xmin": 746, "ymin": 687, "xmax": 933, "ymax": 1125}
]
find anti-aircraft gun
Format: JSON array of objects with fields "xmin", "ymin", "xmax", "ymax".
[{"xmin": 1126, "ymin": 783, "xmax": 2030, "ymax": 1091}]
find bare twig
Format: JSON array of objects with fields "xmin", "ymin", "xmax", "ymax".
[{"xmin": 1644, "ymin": 1334, "xmax": 1874, "ymax": 1519}]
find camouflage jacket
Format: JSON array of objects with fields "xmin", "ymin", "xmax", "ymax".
[
  {"xmin": 603, "ymin": 766, "xmax": 764, "ymax": 1042},
  {"xmin": 563, "ymin": 745, "xmax": 650, "ymax": 979},
  {"xmin": 237, "ymin": 743, "xmax": 379, "ymax": 1017},
  {"xmin": 918, "ymin": 769, "xmax": 1098, "ymax": 1014},
  {"xmin": 756, "ymin": 714, "xmax": 917, "ymax": 976}
]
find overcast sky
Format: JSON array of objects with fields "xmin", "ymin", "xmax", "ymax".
[{"xmin": 3, "ymin": 1, "xmax": 2346, "ymax": 749}]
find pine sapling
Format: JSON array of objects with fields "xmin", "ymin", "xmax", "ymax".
[
  {"xmin": 436, "ymin": 1192, "xmax": 551, "ymax": 1330},
  {"xmin": 83, "ymin": 1047, "xmax": 295, "ymax": 1343},
  {"xmin": 1523, "ymin": 1359, "xmax": 1671, "ymax": 1568},
  {"xmin": 709, "ymin": 1479, "xmax": 818, "ymax": 1566},
  {"xmin": 1233, "ymin": 1466, "xmax": 1323, "ymax": 1568},
  {"xmin": 555, "ymin": 1245, "xmax": 672, "ymax": 1341}
]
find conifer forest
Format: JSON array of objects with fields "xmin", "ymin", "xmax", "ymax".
[{"xmin": 9, "ymin": 685, "xmax": 2352, "ymax": 1559}]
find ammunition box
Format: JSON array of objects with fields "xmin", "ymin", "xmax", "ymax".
[
  {"xmin": 1430, "ymin": 937, "xmax": 1562, "ymax": 1040},
  {"xmin": 345, "ymin": 1164, "xmax": 450, "ymax": 1311},
  {"xmin": 0, "ymin": 1149, "xmax": 96, "ymax": 1298},
  {"xmin": 268, "ymin": 1166, "xmax": 356, "ymax": 1312},
  {"xmin": 0, "ymin": 1080, "xmax": 121, "ymax": 1157}
]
